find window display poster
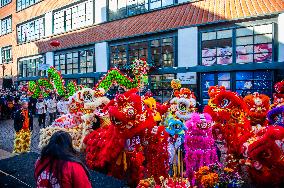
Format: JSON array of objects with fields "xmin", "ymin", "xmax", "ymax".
[{"xmin": 177, "ymin": 72, "xmax": 197, "ymax": 85}]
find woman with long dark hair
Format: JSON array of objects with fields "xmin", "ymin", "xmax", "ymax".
[{"xmin": 34, "ymin": 131, "xmax": 92, "ymax": 188}]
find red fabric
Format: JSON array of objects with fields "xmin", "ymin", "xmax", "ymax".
[{"xmin": 35, "ymin": 158, "xmax": 91, "ymax": 188}]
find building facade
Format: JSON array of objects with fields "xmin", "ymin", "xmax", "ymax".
[{"xmin": 1, "ymin": 0, "xmax": 284, "ymax": 105}]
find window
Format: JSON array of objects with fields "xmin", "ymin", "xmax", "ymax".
[
  {"xmin": 201, "ymin": 30, "xmax": 233, "ymax": 66},
  {"xmin": 200, "ymin": 72, "xmax": 231, "ymax": 106},
  {"xmin": 17, "ymin": 17, "xmax": 45, "ymax": 43},
  {"xmin": 201, "ymin": 23, "xmax": 274, "ymax": 65},
  {"xmin": 110, "ymin": 36, "xmax": 175, "ymax": 69},
  {"xmin": 1, "ymin": 46, "xmax": 12, "ymax": 63},
  {"xmin": 110, "ymin": 45, "xmax": 128, "ymax": 69},
  {"xmin": 18, "ymin": 55, "xmax": 45, "ymax": 78},
  {"xmin": 200, "ymin": 71, "xmax": 273, "ymax": 107},
  {"xmin": 66, "ymin": 52, "xmax": 79, "ymax": 74},
  {"xmin": 54, "ymin": 48, "xmax": 95, "ymax": 75},
  {"xmin": 79, "ymin": 49, "xmax": 94, "ymax": 73},
  {"xmin": 0, "ymin": 0, "xmax": 11, "ymax": 7},
  {"xmin": 1, "ymin": 16, "xmax": 12, "ymax": 35},
  {"xmin": 150, "ymin": 74, "xmax": 175, "ymax": 102},
  {"xmin": 108, "ymin": 0, "xmax": 175, "ymax": 20},
  {"xmin": 17, "ymin": 0, "xmax": 41, "ymax": 11},
  {"xmin": 236, "ymin": 71, "xmax": 273, "ymax": 96},
  {"xmin": 53, "ymin": 0, "xmax": 93, "ymax": 34},
  {"xmin": 236, "ymin": 24, "xmax": 273, "ymax": 63},
  {"xmin": 80, "ymin": 78, "xmax": 95, "ymax": 88}
]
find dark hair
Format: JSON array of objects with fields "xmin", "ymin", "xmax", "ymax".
[{"xmin": 35, "ymin": 131, "xmax": 90, "ymax": 186}]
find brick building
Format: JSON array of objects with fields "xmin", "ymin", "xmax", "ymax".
[{"xmin": 1, "ymin": 0, "xmax": 284, "ymax": 105}]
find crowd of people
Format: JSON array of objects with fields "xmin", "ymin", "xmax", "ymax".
[{"xmin": 0, "ymin": 88, "xmax": 69, "ymax": 128}]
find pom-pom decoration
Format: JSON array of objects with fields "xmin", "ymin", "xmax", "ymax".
[
  {"xmin": 28, "ymin": 67, "xmax": 78, "ymax": 98},
  {"xmin": 267, "ymin": 105, "xmax": 284, "ymax": 127},
  {"xmin": 95, "ymin": 68, "xmax": 138, "ymax": 93},
  {"xmin": 184, "ymin": 113, "xmax": 218, "ymax": 185},
  {"xmin": 171, "ymin": 79, "xmax": 181, "ymax": 90},
  {"xmin": 13, "ymin": 129, "xmax": 31, "ymax": 154}
]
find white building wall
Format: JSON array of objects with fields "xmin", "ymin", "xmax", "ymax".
[
  {"xmin": 178, "ymin": 27, "xmax": 198, "ymax": 67},
  {"xmin": 95, "ymin": 42, "xmax": 108, "ymax": 72},
  {"xmin": 44, "ymin": 11, "xmax": 53, "ymax": 37},
  {"xmin": 95, "ymin": 0, "xmax": 107, "ymax": 24},
  {"xmin": 278, "ymin": 13, "xmax": 284, "ymax": 62}
]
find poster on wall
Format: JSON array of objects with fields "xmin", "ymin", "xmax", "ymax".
[{"xmin": 177, "ymin": 72, "xmax": 197, "ymax": 85}]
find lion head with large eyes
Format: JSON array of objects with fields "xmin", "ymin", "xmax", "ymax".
[
  {"xmin": 169, "ymin": 88, "xmax": 197, "ymax": 122},
  {"xmin": 205, "ymin": 87, "xmax": 248, "ymax": 123},
  {"xmin": 104, "ymin": 89, "xmax": 154, "ymax": 134},
  {"xmin": 244, "ymin": 92, "xmax": 270, "ymax": 126}
]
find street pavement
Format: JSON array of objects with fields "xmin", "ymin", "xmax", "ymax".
[{"xmin": 0, "ymin": 117, "xmax": 44, "ymax": 155}]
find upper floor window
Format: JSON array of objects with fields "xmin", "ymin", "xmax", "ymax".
[
  {"xmin": 53, "ymin": 0, "xmax": 93, "ymax": 34},
  {"xmin": 108, "ymin": 0, "xmax": 175, "ymax": 20},
  {"xmin": 17, "ymin": 0, "xmax": 41, "ymax": 11},
  {"xmin": 18, "ymin": 55, "xmax": 45, "ymax": 78},
  {"xmin": 54, "ymin": 48, "xmax": 95, "ymax": 75},
  {"xmin": 0, "ymin": 0, "xmax": 11, "ymax": 7},
  {"xmin": 110, "ymin": 36, "xmax": 175, "ymax": 70},
  {"xmin": 17, "ymin": 17, "xmax": 45, "ymax": 43},
  {"xmin": 201, "ymin": 23, "xmax": 273, "ymax": 66},
  {"xmin": 1, "ymin": 16, "xmax": 12, "ymax": 35},
  {"xmin": 1, "ymin": 46, "xmax": 12, "ymax": 63}
]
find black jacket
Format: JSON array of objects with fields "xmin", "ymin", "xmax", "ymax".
[{"xmin": 14, "ymin": 109, "xmax": 33, "ymax": 132}]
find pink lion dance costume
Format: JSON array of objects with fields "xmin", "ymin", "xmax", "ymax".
[{"xmin": 184, "ymin": 113, "xmax": 218, "ymax": 185}]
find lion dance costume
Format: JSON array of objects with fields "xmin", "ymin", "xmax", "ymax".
[{"xmin": 204, "ymin": 85, "xmax": 284, "ymax": 186}]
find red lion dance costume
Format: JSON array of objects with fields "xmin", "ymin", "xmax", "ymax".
[
  {"xmin": 84, "ymin": 89, "xmax": 168, "ymax": 186},
  {"xmin": 243, "ymin": 92, "xmax": 270, "ymax": 127},
  {"xmin": 204, "ymin": 86, "xmax": 284, "ymax": 187}
]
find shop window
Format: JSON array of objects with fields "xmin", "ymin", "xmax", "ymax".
[
  {"xmin": 129, "ymin": 42, "xmax": 148, "ymax": 63},
  {"xmin": 53, "ymin": 0, "xmax": 93, "ymax": 34},
  {"xmin": 200, "ymin": 72, "xmax": 231, "ymax": 106},
  {"xmin": 66, "ymin": 52, "xmax": 79, "ymax": 74},
  {"xmin": 235, "ymin": 71, "xmax": 273, "ymax": 96},
  {"xmin": 80, "ymin": 49, "xmax": 94, "ymax": 73},
  {"xmin": 201, "ymin": 23, "xmax": 274, "ymax": 65},
  {"xmin": 18, "ymin": 55, "xmax": 45, "ymax": 78},
  {"xmin": 1, "ymin": 16, "xmax": 12, "ymax": 35},
  {"xmin": 110, "ymin": 45, "xmax": 127, "ymax": 70},
  {"xmin": 150, "ymin": 74, "xmax": 175, "ymax": 102},
  {"xmin": 17, "ymin": 17, "xmax": 44, "ymax": 43},
  {"xmin": 202, "ymin": 30, "xmax": 233, "ymax": 66},
  {"xmin": 1, "ymin": 46, "xmax": 12, "ymax": 63},
  {"xmin": 110, "ymin": 36, "xmax": 175, "ymax": 69},
  {"xmin": 54, "ymin": 48, "xmax": 95, "ymax": 75},
  {"xmin": 236, "ymin": 24, "xmax": 272, "ymax": 63}
]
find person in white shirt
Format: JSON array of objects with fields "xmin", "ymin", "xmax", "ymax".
[
  {"xmin": 57, "ymin": 97, "xmax": 68, "ymax": 115},
  {"xmin": 36, "ymin": 96, "xmax": 47, "ymax": 128},
  {"xmin": 46, "ymin": 93, "xmax": 57, "ymax": 125}
]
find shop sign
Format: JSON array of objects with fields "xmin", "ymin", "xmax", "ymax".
[{"xmin": 177, "ymin": 72, "xmax": 197, "ymax": 84}]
